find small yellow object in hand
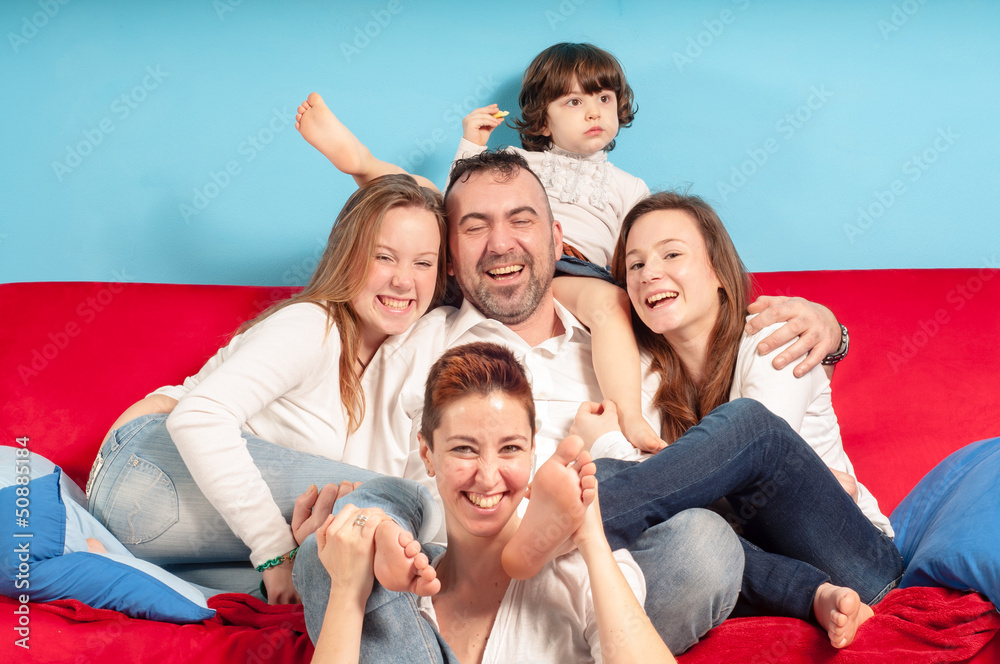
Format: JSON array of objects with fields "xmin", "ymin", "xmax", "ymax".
[{"xmin": 492, "ymin": 110, "xmax": 509, "ymax": 119}]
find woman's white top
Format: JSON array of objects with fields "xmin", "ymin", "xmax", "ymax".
[
  {"xmin": 153, "ymin": 303, "xmax": 351, "ymax": 566},
  {"xmin": 591, "ymin": 317, "xmax": 893, "ymax": 537},
  {"xmin": 731, "ymin": 319, "xmax": 893, "ymax": 536},
  {"xmin": 418, "ymin": 549, "xmax": 645, "ymax": 663}
]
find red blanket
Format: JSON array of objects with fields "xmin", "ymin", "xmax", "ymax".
[
  {"xmin": 2, "ymin": 587, "xmax": 996, "ymax": 662},
  {"xmin": 4, "ymin": 593, "xmax": 313, "ymax": 663},
  {"xmin": 679, "ymin": 587, "xmax": 1000, "ymax": 663}
]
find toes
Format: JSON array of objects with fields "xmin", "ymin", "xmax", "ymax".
[
  {"xmin": 412, "ymin": 551, "xmax": 429, "ymax": 571},
  {"xmin": 403, "ymin": 538, "xmax": 422, "ymax": 558},
  {"xmin": 838, "ymin": 590, "xmax": 860, "ymax": 616}
]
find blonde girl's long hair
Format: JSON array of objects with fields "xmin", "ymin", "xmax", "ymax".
[
  {"xmin": 610, "ymin": 191, "xmax": 752, "ymax": 443},
  {"xmin": 240, "ymin": 174, "xmax": 448, "ymax": 433}
]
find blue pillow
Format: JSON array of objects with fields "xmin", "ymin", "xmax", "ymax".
[
  {"xmin": 0, "ymin": 467, "xmax": 214, "ymax": 623},
  {"xmin": 890, "ymin": 437, "xmax": 1000, "ymax": 607}
]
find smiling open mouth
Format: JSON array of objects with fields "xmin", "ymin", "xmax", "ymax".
[
  {"xmin": 487, "ymin": 265, "xmax": 524, "ymax": 280},
  {"xmin": 378, "ymin": 296, "xmax": 412, "ymax": 310},
  {"xmin": 646, "ymin": 292, "xmax": 678, "ymax": 308},
  {"xmin": 465, "ymin": 491, "xmax": 504, "ymax": 509}
]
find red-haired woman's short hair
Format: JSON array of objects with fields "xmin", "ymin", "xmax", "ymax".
[{"xmin": 420, "ymin": 342, "xmax": 535, "ymax": 447}]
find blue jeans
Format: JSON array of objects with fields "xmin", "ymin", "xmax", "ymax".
[
  {"xmin": 595, "ymin": 398, "xmax": 904, "ymax": 622},
  {"xmin": 294, "ymin": 538, "xmax": 459, "ymax": 664},
  {"xmin": 554, "ymin": 255, "xmax": 616, "ymax": 283},
  {"xmin": 627, "ymin": 508, "xmax": 742, "ymax": 652},
  {"xmin": 86, "ymin": 414, "xmax": 439, "ymax": 593},
  {"xmin": 292, "ymin": 508, "xmax": 737, "ymax": 659}
]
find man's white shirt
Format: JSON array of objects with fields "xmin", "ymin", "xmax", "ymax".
[{"xmin": 368, "ymin": 299, "xmax": 662, "ymax": 543}]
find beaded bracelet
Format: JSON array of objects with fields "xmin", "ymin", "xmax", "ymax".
[{"xmin": 255, "ymin": 547, "xmax": 299, "ymax": 572}]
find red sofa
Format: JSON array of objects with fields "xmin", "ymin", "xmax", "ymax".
[{"xmin": 2, "ymin": 270, "xmax": 998, "ymax": 663}]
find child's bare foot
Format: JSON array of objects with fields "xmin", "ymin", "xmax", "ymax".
[
  {"xmin": 813, "ymin": 582, "xmax": 873, "ymax": 648},
  {"xmin": 373, "ymin": 519, "xmax": 441, "ymax": 596},
  {"xmin": 623, "ymin": 415, "xmax": 667, "ymax": 453},
  {"xmin": 502, "ymin": 435, "xmax": 596, "ymax": 580},
  {"xmin": 295, "ymin": 92, "xmax": 374, "ymax": 179}
]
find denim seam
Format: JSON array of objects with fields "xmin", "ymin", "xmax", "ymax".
[
  {"xmin": 89, "ymin": 414, "xmax": 166, "ymax": 505},
  {"xmin": 104, "ymin": 453, "xmax": 179, "ymax": 544}
]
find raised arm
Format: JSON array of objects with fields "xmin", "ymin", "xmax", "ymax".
[
  {"xmin": 745, "ymin": 295, "xmax": 843, "ymax": 377},
  {"xmin": 461, "ymin": 103, "xmax": 507, "ymax": 147},
  {"xmin": 310, "ymin": 506, "xmax": 387, "ymax": 664},
  {"xmin": 574, "ymin": 488, "xmax": 676, "ymax": 664}
]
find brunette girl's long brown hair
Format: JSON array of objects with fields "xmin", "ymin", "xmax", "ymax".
[
  {"xmin": 610, "ymin": 192, "xmax": 752, "ymax": 443},
  {"xmin": 239, "ymin": 174, "xmax": 447, "ymax": 433}
]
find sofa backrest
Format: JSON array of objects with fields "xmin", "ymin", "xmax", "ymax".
[
  {"xmin": 1, "ymin": 282, "xmax": 295, "ymax": 493},
  {"xmin": 2, "ymin": 270, "xmax": 997, "ymax": 514}
]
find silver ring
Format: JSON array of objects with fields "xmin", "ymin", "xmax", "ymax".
[{"xmin": 353, "ymin": 514, "xmax": 369, "ymax": 528}]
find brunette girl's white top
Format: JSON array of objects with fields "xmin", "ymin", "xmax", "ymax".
[
  {"xmin": 591, "ymin": 317, "xmax": 894, "ymax": 537},
  {"xmin": 730, "ymin": 319, "xmax": 893, "ymax": 536}
]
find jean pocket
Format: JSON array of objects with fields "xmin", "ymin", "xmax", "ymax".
[{"xmin": 102, "ymin": 452, "xmax": 179, "ymax": 545}]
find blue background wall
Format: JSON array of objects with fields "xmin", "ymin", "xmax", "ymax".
[{"xmin": 4, "ymin": 0, "xmax": 997, "ymax": 287}]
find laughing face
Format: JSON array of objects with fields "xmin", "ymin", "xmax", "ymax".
[
  {"xmin": 623, "ymin": 209, "xmax": 723, "ymax": 344},
  {"xmin": 351, "ymin": 205, "xmax": 441, "ymax": 358},
  {"xmin": 446, "ymin": 167, "xmax": 562, "ymax": 326},
  {"xmin": 419, "ymin": 391, "xmax": 533, "ymax": 541}
]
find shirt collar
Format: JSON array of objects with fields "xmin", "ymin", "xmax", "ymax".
[
  {"xmin": 447, "ymin": 297, "xmax": 591, "ymax": 349},
  {"xmin": 547, "ymin": 144, "xmax": 609, "ymax": 164}
]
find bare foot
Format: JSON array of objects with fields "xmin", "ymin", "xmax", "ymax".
[
  {"xmin": 373, "ymin": 519, "xmax": 441, "ymax": 596},
  {"xmin": 501, "ymin": 435, "xmax": 597, "ymax": 580},
  {"xmin": 813, "ymin": 582, "xmax": 874, "ymax": 648},
  {"xmin": 295, "ymin": 92, "xmax": 374, "ymax": 179},
  {"xmin": 86, "ymin": 538, "xmax": 107, "ymax": 554},
  {"xmin": 622, "ymin": 415, "xmax": 667, "ymax": 453}
]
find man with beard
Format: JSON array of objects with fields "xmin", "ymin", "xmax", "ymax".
[{"xmin": 295, "ymin": 149, "xmax": 845, "ymax": 654}]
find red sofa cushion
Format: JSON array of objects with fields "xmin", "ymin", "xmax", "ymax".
[
  {"xmin": 1, "ymin": 270, "xmax": 997, "ymax": 662},
  {"xmin": 3, "ymin": 270, "xmax": 997, "ymax": 507}
]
